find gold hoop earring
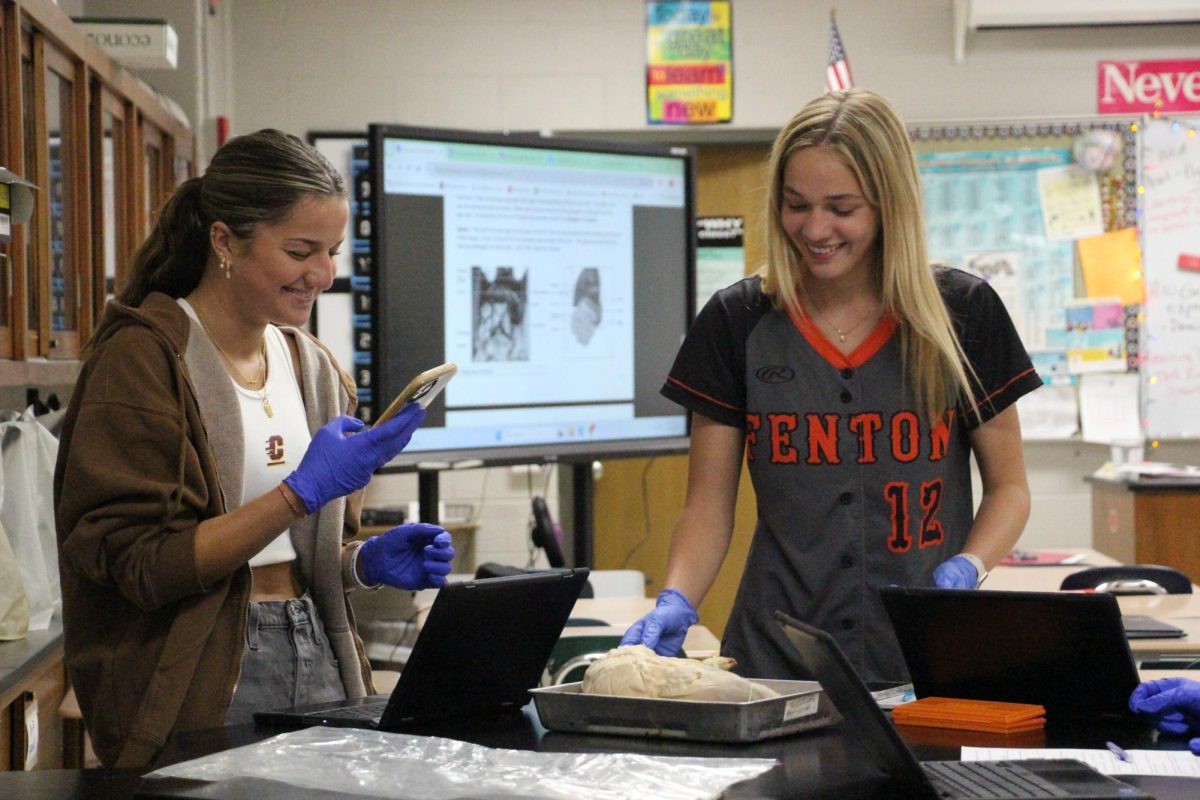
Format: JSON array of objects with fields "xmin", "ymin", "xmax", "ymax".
[{"xmin": 219, "ymin": 253, "xmax": 231, "ymax": 279}]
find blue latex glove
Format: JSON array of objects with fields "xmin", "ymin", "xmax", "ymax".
[
  {"xmin": 620, "ymin": 588, "xmax": 698, "ymax": 657},
  {"xmin": 284, "ymin": 405, "xmax": 425, "ymax": 513},
  {"xmin": 932, "ymin": 555, "xmax": 978, "ymax": 590},
  {"xmin": 1129, "ymin": 677, "xmax": 1200, "ymax": 755},
  {"xmin": 358, "ymin": 523, "xmax": 455, "ymax": 590}
]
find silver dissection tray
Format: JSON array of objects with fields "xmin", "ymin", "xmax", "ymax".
[{"xmin": 530, "ymin": 679, "xmax": 837, "ymax": 743}]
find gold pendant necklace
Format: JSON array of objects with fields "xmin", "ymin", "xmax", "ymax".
[
  {"xmin": 192, "ymin": 299, "xmax": 273, "ymax": 417},
  {"xmin": 806, "ymin": 298, "xmax": 877, "ymax": 344},
  {"xmin": 261, "ymin": 375, "xmax": 274, "ymax": 419},
  {"xmin": 253, "ymin": 337, "xmax": 274, "ymax": 418}
]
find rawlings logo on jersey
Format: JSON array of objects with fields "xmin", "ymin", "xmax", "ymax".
[{"xmin": 755, "ymin": 365, "xmax": 796, "ymax": 383}]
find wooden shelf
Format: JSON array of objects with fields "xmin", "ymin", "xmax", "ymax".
[
  {"xmin": 0, "ymin": 359, "xmax": 81, "ymax": 388},
  {"xmin": 1092, "ymin": 479, "xmax": 1200, "ymax": 580}
]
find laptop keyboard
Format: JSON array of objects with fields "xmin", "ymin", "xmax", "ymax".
[
  {"xmin": 304, "ymin": 700, "xmax": 387, "ymax": 720},
  {"xmin": 924, "ymin": 760, "xmax": 1071, "ymax": 798}
]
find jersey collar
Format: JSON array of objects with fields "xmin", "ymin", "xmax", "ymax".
[{"xmin": 787, "ymin": 304, "xmax": 899, "ymax": 369}]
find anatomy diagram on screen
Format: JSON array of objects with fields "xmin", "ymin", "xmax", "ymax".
[
  {"xmin": 571, "ymin": 267, "xmax": 602, "ymax": 346},
  {"xmin": 472, "ymin": 266, "xmax": 529, "ymax": 362}
]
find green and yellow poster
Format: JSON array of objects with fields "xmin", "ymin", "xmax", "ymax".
[{"xmin": 647, "ymin": 1, "xmax": 733, "ymax": 125}]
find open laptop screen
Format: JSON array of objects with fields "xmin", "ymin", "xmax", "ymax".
[
  {"xmin": 254, "ymin": 568, "xmax": 590, "ymax": 731},
  {"xmin": 774, "ymin": 610, "xmax": 1154, "ymax": 800},
  {"xmin": 879, "ymin": 587, "xmax": 1139, "ymax": 720}
]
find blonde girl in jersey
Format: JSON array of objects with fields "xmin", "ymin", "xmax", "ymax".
[{"xmin": 622, "ymin": 89, "xmax": 1040, "ymax": 682}]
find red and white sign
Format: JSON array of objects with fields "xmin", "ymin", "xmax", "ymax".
[{"xmin": 1098, "ymin": 59, "xmax": 1200, "ymax": 114}]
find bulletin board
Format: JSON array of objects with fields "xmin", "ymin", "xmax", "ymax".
[
  {"xmin": 1138, "ymin": 117, "xmax": 1200, "ymax": 440},
  {"xmin": 911, "ymin": 119, "xmax": 1138, "ymax": 344},
  {"xmin": 908, "ymin": 119, "xmax": 1142, "ymax": 442}
]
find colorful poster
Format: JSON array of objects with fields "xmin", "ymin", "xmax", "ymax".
[
  {"xmin": 646, "ymin": 1, "xmax": 732, "ymax": 125},
  {"xmin": 1065, "ymin": 297, "xmax": 1127, "ymax": 374}
]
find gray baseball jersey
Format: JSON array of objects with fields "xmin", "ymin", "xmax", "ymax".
[{"xmin": 662, "ymin": 268, "xmax": 1041, "ymax": 683}]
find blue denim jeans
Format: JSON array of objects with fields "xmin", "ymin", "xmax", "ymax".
[{"xmin": 225, "ymin": 592, "xmax": 346, "ymax": 725}]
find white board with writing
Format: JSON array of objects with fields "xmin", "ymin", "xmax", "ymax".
[{"xmin": 1139, "ymin": 117, "xmax": 1200, "ymax": 440}]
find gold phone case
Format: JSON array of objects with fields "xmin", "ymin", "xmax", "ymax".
[{"xmin": 374, "ymin": 362, "xmax": 458, "ymax": 425}]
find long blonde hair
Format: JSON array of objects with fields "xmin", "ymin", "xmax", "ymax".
[{"xmin": 759, "ymin": 88, "xmax": 980, "ymax": 426}]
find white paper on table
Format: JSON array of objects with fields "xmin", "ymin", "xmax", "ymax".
[
  {"xmin": 962, "ymin": 746, "xmax": 1200, "ymax": 777},
  {"xmin": 1116, "ymin": 462, "xmax": 1200, "ymax": 479}
]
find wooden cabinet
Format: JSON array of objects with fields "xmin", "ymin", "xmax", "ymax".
[
  {"xmin": 0, "ymin": 0, "xmax": 194, "ymax": 384},
  {"xmin": 1091, "ymin": 477, "xmax": 1200, "ymax": 583},
  {"xmin": 0, "ymin": 620, "xmax": 66, "ymax": 771}
]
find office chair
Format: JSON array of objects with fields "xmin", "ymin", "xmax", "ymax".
[{"xmin": 1060, "ymin": 564, "xmax": 1194, "ymax": 595}]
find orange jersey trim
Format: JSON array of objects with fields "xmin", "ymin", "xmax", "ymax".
[
  {"xmin": 787, "ymin": 305, "xmax": 899, "ymax": 369},
  {"xmin": 665, "ymin": 375, "xmax": 744, "ymax": 412},
  {"xmin": 966, "ymin": 366, "xmax": 1039, "ymax": 415}
]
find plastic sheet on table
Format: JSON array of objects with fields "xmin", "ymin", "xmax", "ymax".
[{"xmin": 144, "ymin": 727, "xmax": 777, "ymax": 799}]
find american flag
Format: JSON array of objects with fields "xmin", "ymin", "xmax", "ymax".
[{"xmin": 826, "ymin": 11, "xmax": 854, "ymax": 93}]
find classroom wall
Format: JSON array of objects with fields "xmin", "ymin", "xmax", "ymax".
[
  {"xmin": 227, "ymin": 0, "xmax": 1200, "ymax": 133},
  {"xmin": 129, "ymin": 2, "xmax": 1200, "ymax": 568},
  {"xmin": 81, "ymin": 0, "xmax": 232, "ymax": 166}
]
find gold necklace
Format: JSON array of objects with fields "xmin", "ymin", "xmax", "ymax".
[
  {"xmin": 805, "ymin": 298, "xmax": 878, "ymax": 344},
  {"xmin": 192, "ymin": 299, "xmax": 274, "ymax": 418}
]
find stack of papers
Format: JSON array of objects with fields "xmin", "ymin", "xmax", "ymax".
[
  {"xmin": 1000, "ymin": 550, "xmax": 1087, "ymax": 566},
  {"xmin": 1116, "ymin": 462, "xmax": 1200, "ymax": 480},
  {"xmin": 892, "ymin": 697, "xmax": 1046, "ymax": 734}
]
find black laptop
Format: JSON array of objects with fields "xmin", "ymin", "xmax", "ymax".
[
  {"xmin": 1122, "ymin": 614, "xmax": 1186, "ymax": 639},
  {"xmin": 774, "ymin": 611, "xmax": 1152, "ymax": 800},
  {"xmin": 879, "ymin": 587, "xmax": 1140, "ymax": 720},
  {"xmin": 254, "ymin": 568, "xmax": 590, "ymax": 730}
]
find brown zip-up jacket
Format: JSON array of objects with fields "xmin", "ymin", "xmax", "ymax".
[{"xmin": 54, "ymin": 293, "xmax": 373, "ymax": 769}]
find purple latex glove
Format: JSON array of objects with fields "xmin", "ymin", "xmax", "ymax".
[
  {"xmin": 284, "ymin": 405, "xmax": 425, "ymax": 513},
  {"xmin": 1129, "ymin": 677, "xmax": 1200, "ymax": 755},
  {"xmin": 358, "ymin": 523, "xmax": 455, "ymax": 590},
  {"xmin": 620, "ymin": 588, "xmax": 698, "ymax": 657},
  {"xmin": 932, "ymin": 555, "xmax": 978, "ymax": 590}
]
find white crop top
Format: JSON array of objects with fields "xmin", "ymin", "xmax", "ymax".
[{"xmin": 179, "ymin": 299, "xmax": 311, "ymax": 567}]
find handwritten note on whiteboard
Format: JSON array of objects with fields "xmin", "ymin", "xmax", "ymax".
[{"xmin": 1139, "ymin": 118, "xmax": 1200, "ymax": 439}]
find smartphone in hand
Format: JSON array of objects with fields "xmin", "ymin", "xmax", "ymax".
[{"xmin": 374, "ymin": 362, "xmax": 457, "ymax": 426}]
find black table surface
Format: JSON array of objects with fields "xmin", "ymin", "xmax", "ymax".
[{"xmin": 2, "ymin": 704, "xmax": 1198, "ymax": 799}]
